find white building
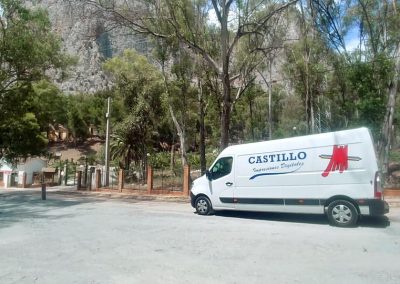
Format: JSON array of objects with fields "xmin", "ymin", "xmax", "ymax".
[{"xmin": 0, "ymin": 158, "xmax": 47, "ymax": 188}]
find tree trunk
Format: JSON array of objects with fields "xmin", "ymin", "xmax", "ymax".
[
  {"xmin": 268, "ymin": 59, "xmax": 273, "ymax": 140},
  {"xmin": 311, "ymin": 90, "xmax": 315, "ymax": 133},
  {"xmin": 380, "ymin": 42, "xmax": 400, "ymax": 173},
  {"xmin": 249, "ymin": 97, "xmax": 255, "ymax": 141},
  {"xmin": 220, "ymin": 83, "xmax": 231, "ymax": 150},
  {"xmin": 160, "ymin": 63, "xmax": 188, "ymax": 170},
  {"xmin": 170, "ymin": 143, "xmax": 176, "ymax": 174},
  {"xmin": 198, "ymin": 80, "xmax": 206, "ymax": 175},
  {"xmin": 168, "ymin": 104, "xmax": 188, "ymax": 168},
  {"xmin": 219, "ymin": 4, "xmax": 231, "ymax": 150}
]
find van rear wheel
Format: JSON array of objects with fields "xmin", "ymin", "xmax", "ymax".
[
  {"xmin": 327, "ymin": 200, "xmax": 358, "ymax": 227},
  {"xmin": 195, "ymin": 196, "xmax": 213, "ymax": 215}
]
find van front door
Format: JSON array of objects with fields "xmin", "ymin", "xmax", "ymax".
[{"xmin": 208, "ymin": 156, "xmax": 235, "ymax": 209}]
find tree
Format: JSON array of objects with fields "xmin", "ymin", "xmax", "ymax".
[
  {"xmin": 0, "ymin": 0, "xmax": 72, "ymax": 160},
  {"xmin": 284, "ymin": 36, "xmax": 329, "ymax": 134},
  {"xmin": 0, "ymin": 96, "xmax": 48, "ymax": 160},
  {"xmin": 67, "ymin": 99, "xmax": 89, "ymax": 144},
  {"xmin": 110, "ymin": 115, "xmax": 147, "ymax": 170},
  {"xmin": 31, "ymin": 80, "xmax": 69, "ymax": 131},
  {"xmin": 0, "ymin": 0, "xmax": 71, "ymax": 95},
  {"xmin": 104, "ymin": 49, "xmax": 164, "ymax": 171},
  {"xmin": 78, "ymin": 0, "xmax": 297, "ymax": 149},
  {"xmin": 310, "ymin": 0, "xmax": 400, "ymax": 170},
  {"xmin": 153, "ymin": 39, "xmax": 199, "ymax": 169}
]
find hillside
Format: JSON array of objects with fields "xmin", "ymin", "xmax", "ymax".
[{"xmin": 48, "ymin": 138, "xmax": 104, "ymax": 162}]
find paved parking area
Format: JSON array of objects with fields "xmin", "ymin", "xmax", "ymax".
[{"xmin": 0, "ymin": 189, "xmax": 399, "ymax": 283}]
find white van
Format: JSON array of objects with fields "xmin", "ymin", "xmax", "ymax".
[{"xmin": 190, "ymin": 128, "xmax": 389, "ymax": 227}]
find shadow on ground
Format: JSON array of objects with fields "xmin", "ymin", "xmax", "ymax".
[
  {"xmin": 214, "ymin": 210, "xmax": 390, "ymax": 228},
  {"xmin": 0, "ymin": 190, "xmax": 183, "ymax": 229},
  {"xmin": 0, "ymin": 191, "xmax": 107, "ymax": 229}
]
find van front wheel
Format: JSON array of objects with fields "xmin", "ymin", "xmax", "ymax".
[
  {"xmin": 195, "ymin": 196, "xmax": 213, "ymax": 215},
  {"xmin": 327, "ymin": 200, "xmax": 359, "ymax": 227}
]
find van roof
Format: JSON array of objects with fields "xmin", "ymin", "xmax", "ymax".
[{"xmin": 219, "ymin": 127, "xmax": 371, "ymax": 157}]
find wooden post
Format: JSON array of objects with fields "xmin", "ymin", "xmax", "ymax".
[
  {"xmin": 77, "ymin": 171, "xmax": 82, "ymax": 190},
  {"xmin": 183, "ymin": 165, "xmax": 190, "ymax": 196},
  {"xmin": 64, "ymin": 160, "xmax": 68, "ymax": 185},
  {"xmin": 88, "ymin": 169, "xmax": 93, "ymax": 191},
  {"xmin": 22, "ymin": 172, "xmax": 27, "ymax": 188},
  {"xmin": 95, "ymin": 169, "xmax": 101, "ymax": 190},
  {"xmin": 41, "ymin": 183, "xmax": 46, "ymax": 200},
  {"xmin": 147, "ymin": 166, "xmax": 153, "ymax": 194},
  {"xmin": 118, "ymin": 169, "xmax": 124, "ymax": 192}
]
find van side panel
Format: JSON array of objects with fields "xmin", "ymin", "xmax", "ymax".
[
  {"xmin": 231, "ymin": 129, "xmax": 378, "ymax": 212},
  {"xmin": 191, "ymin": 128, "xmax": 387, "ymax": 217}
]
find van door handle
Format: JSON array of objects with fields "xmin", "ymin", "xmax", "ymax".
[{"xmin": 225, "ymin": 182, "xmax": 233, "ymax": 186}]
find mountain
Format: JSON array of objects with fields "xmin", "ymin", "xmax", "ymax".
[{"xmin": 23, "ymin": 0, "xmax": 149, "ymax": 94}]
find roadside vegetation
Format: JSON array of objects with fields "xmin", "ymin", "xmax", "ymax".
[{"xmin": 0, "ymin": 0, "xmax": 399, "ymax": 181}]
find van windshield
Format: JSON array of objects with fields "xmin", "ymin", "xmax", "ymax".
[{"xmin": 210, "ymin": 157, "xmax": 233, "ymax": 180}]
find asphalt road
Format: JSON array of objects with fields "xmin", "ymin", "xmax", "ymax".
[{"xmin": 0, "ymin": 188, "xmax": 399, "ymax": 284}]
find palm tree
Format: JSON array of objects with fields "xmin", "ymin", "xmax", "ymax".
[{"xmin": 109, "ymin": 115, "xmax": 146, "ymax": 171}]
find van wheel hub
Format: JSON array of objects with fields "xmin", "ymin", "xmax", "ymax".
[
  {"xmin": 197, "ymin": 200, "xmax": 208, "ymax": 213},
  {"xmin": 327, "ymin": 200, "xmax": 358, "ymax": 227},
  {"xmin": 332, "ymin": 204, "xmax": 352, "ymax": 223},
  {"xmin": 195, "ymin": 196, "xmax": 213, "ymax": 215}
]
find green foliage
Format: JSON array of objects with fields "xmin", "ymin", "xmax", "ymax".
[
  {"xmin": 231, "ymin": 84, "xmax": 269, "ymax": 142},
  {"xmin": 0, "ymin": 0, "xmax": 72, "ymax": 161},
  {"xmin": 67, "ymin": 99, "xmax": 88, "ymax": 143},
  {"xmin": 389, "ymin": 150, "xmax": 400, "ymax": 164},
  {"xmin": 31, "ymin": 80, "xmax": 68, "ymax": 129},
  {"xmin": 104, "ymin": 49, "xmax": 164, "ymax": 113},
  {"xmin": 148, "ymin": 152, "xmax": 171, "ymax": 169},
  {"xmin": 104, "ymin": 50, "xmax": 165, "ymax": 169},
  {"xmin": 110, "ymin": 114, "xmax": 148, "ymax": 169},
  {"xmin": 67, "ymin": 93, "xmax": 104, "ymax": 137},
  {"xmin": 0, "ymin": 0, "xmax": 72, "ymax": 93},
  {"xmin": 344, "ymin": 54, "xmax": 393, "ymax": 136},
  {"xmin": 0, "ymin": 112, "xmax": 47, "ymax": 160}
]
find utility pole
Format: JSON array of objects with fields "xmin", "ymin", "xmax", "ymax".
[{"xmin": 105, "ymin": 97, "xmax": 111, "ymax": 186}]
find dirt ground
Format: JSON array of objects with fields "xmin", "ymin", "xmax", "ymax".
[{"xmin": 47, "ymin": 138, "xmax": 103, "ymax": 162}]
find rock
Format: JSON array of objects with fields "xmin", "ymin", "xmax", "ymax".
[
  {"xmin": 388, "ymin": 163, "xmax": 400, "ymax": 174},
  {"xmin": 391, "ymin": 170, "xmax": 400, "ymax": 179},
  {"xmin": 23, "ymin": 0, "xmax": 148, "ymax": 94}
]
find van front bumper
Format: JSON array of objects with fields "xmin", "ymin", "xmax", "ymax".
[{"xmin": 367, "ymin": 199, "xmax": 389, "ymax": 216}]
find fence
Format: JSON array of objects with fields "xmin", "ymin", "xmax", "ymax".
[
  {"xmin": 152, "ymin": 168, "xmax": 183, "ymax": 193},
  {"xmin": 76, "ymin": 165, "xmax": 193, "ymax": 196},
  {"xmin": 122, "ymin": 167, "xmax": 146, "ymax": 191}
]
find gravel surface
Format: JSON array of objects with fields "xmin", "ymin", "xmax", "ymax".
[{"xmin": 0, "ymin": 188, "xmax": 399, "ymax": 284}]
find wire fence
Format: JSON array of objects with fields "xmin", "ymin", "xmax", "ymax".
[
  {"xmin": 123, "ymin": 167, "xmax": 146, "ymax": 191},
  {"xmin": 153, "ymin": 168, "xmax": 183, "ymax": 192},
  {"xmin": 74, "ymin": 164, "xmax": 200, "ymax": 194}
]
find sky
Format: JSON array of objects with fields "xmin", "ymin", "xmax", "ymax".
[
  {"xmin": 207, "ymin": 5, "xmax": 361, "ymax": 52},
  {"xmin": 344, "ymin": 27, "xmax": 361, "ymax": 51}
]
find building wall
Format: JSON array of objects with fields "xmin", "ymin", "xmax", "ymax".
[{"xmin": 16, "ymin": 158, "xmax": 47, "ymax": 185}]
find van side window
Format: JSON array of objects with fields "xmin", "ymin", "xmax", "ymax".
[{"xmin": 211, "ymin": 157, "xmax": 233, "ymax": 180}]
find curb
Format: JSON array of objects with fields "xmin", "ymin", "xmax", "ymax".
[{"xmin": 57, "ymin": 189, "xmax": 191, "ymax": 203}]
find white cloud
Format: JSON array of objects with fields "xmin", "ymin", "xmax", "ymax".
[
  {"xmin": 346, "ymin": 36, "xmax": 361, "ymax": 51},
  {"xmin": 208, "ymin": 9, "xmax": 219, "ymax": 25},
  {"xmin": 344, "ymin": 26, "xmax": 362, "ymax": 52}
]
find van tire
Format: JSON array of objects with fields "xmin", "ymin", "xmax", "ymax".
[
  {"xmin": 327, "ymin": 200, "xmax": 358, "ymax": 227},
  {"xmin": 195, "ymin": 196, "xmax": 213, "ymax": 215}
]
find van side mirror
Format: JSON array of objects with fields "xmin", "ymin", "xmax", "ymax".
[{"xmin": 205, "ymin": 170, "xmax": 212, "ymax": 180}]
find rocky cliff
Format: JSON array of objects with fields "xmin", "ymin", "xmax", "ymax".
[{"xmin": 24, "ymin": 0, "xmax": 149, "ymax": 94}]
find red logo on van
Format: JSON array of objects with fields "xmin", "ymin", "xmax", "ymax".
[{"xmin": 320, "ymin": 145, "xmax": 361, "ymax": 177}]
